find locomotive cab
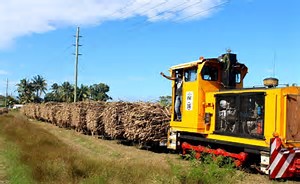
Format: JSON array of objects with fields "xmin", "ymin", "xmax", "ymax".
[{"xmin": 168, "ymin": 53, "xmax": 248, "ymax": 132}]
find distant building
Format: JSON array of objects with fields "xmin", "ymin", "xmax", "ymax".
[{"xmin": 12, "ymin": 104, "xmax": 23, "ymax": 109}]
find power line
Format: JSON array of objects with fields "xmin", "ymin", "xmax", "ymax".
[
  {"xmin": 91, "ymin": 0, "xmax": 229, "ymax": 49},
  {"xmin": 174, "ymin": 0, "xmax": 203, "ymax": 13},
  {"xmin": 166, "ymin": 1, "xmax": 198, "ymax": 13},
  {"xmin": 130, "ymin": 1, "xmax": 189, "ymax": 27},
  {"xmin": 273, "ymin": 50, "xmax": 276, "ymax": 77},
  {"xmin": 175, "ymin": 0, "xmax": 229, "ymax": 22},
  {"xmin": 106, "ymin": 0, "xmax": 136, "ymax": 18},
  {"xmin": 88, "ymin": 1, "xmax": 160, "ymax": 47},
  {"xmin": 129, "ymin": 0, "xmax": 204, "ymax": 30},
  {"xmin": 119, "ymin": 0, "xmax": 153, "ymax": 19},
  {"xmin": 141, "ymin": 0, "xmax": 169, "ymax": 14},
  {"xmin": 45, "ymin": 44, "xmax": 73, "ymax": 64}
]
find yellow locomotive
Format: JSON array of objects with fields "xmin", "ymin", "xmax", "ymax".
[{"xmin": 165, "ymin": 51, "xmax": 300, "ymax": 179}]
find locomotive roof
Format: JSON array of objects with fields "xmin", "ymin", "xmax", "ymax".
[{"xmin": 170, "ymin": 58, "xmax": 219, "ymax": 70}]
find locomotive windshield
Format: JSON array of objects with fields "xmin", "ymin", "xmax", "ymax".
[
  {"xmin": 201, "ymin": 65, "xmax": 218, "ymax": 81},
  {"xmin": 184, "ymin": 67, "xmax": 197, "ymax": 82}
]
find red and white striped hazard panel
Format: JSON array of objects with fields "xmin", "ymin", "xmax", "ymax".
[{"xmin": 268, "ymin": 137, "xmax": 300, "ymax": 179}]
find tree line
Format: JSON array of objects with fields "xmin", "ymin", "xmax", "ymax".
[
  {"xmin": 15, "ymin": 75, "xmax": 112, "ymax": 104},
  {"xmin": 2, "ymin": 74, "xmax": 171, "ymax": 107}
]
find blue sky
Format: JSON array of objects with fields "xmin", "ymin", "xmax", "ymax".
[{"xmin": 0, "ymin": 0, "xmax": 299, "ymax": 101}]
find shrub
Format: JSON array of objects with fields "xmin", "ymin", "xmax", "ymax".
[{"xmin": 170, "ymin": 151, "xmax": 243, "ymax": 184}]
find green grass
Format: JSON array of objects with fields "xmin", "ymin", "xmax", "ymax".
[
  {"xmin": 0, "ymin": 114, "xmax": 99, "ymax": 183},
  {"xmin": 0, "ymin": 113, "xmax": 177, "ymax": 183},
  {"xmin": 1, "ymin": 142, "xmax": 34, "ymax": 184},
  {"xmin": 168, "ymin": 152, "xmax": 244, "ymax": 184},
  {"xmin": 0, "ymin": 112, "xmax": 245, "ymax": 184}
]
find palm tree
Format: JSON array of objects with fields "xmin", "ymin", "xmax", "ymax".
[
  {"xmin": 51, "ymin": 83, "xmax": 59, "ymax": 93},
  {"xmin": 78, "ymin": 84, "xmax": 90, "ymax": 101},
  {"xmin": 60, "ymin": 82, "xmax": 74, "ymax": 102},
  {"xmin": 51, "ymin": 83, "xmax": 61, "ymax": 101},
  {"xmin": 32, "ymin": 75, "xmax": 47, "ymax": 100},
  {"xmin": 44, "ymin": 83, "xmax": 61, "ymax": 102},
  {"xmin": 16, "ymin": 78, "xmax": 34, "ymax": 103}
]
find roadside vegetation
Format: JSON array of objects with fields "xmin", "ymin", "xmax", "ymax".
[
  {"xmin": 4, "ymin": 74, "xmax": 172, "ymax": 109},
  {"xmin": 166, "ymin": 150, "xmax": 245, "ymax": 184},
  {"xmin": 0, "ymin": 111, "xmax": 274, "ymax": 184},
  {"xmin": 16, "ymin": 75, "xmax": 112, "ymax": 104}
]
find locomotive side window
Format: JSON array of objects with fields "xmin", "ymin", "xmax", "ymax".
[
  {"xmin": 184, "ymin": 68, "xmax": 197, "ymax": 82},
  {"xmin": 214, "ymin": 92, "xmax": 265, "ymax": 139},
  {"xmin": 201, "ymin": 65, "xmax": 218, "ymax": 81},
  {"xmin": 236, "ymin": 72, "xmax": 241, "ymax": 83}
]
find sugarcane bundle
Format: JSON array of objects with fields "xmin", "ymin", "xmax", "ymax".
[
  {"xmin": 70, "ymin": 101, "xmax": 91, "ymax": 134},
  {"xmin": 122, "ymin": 102, "xmax": 170, "ymax": 144},
  {"xmin": 56, "ymin": 103, "xmax": 72, "ymax": 128},
  {"xmin": 48, "ymin": 103, "xmax": 62, "ymax": 125},
  {"xmin": 86, "ymin": 101, "xmax": 106, "ymax": 136},
  {"xmin": 102, "ymin": 102, "xmax": 135, "ymax": 139}
]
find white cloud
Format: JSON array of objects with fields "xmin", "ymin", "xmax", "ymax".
[{"xmin": 0, "ymin": 0, "xmax": 227, "ymax": 49}]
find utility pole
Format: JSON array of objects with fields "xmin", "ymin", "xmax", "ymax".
[
  {"xmin": 74, "ymin": 27, "xmax": 81, "ymax": 102},
  {"xmin": 5, "ymin": 78, "xmax": 8, "ymax": 108}
]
